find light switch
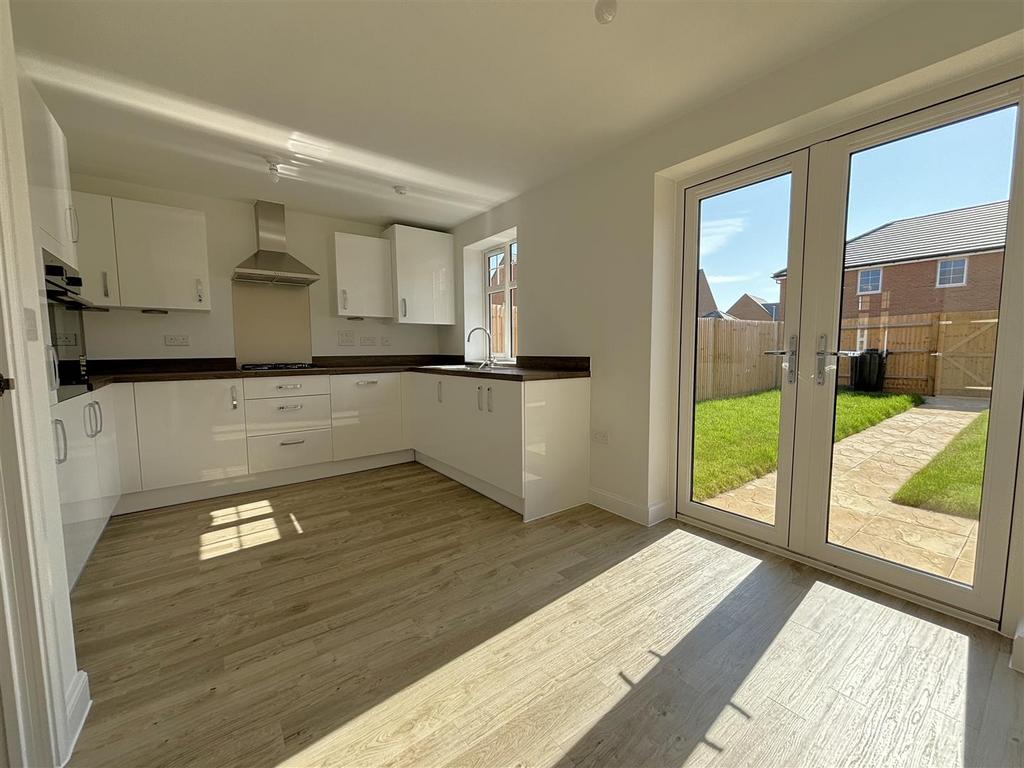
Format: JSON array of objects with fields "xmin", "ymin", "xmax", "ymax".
[
  {"xmin": 163, "ymin": 334, "xmax": 191, "ymax": 347},
  {"xmin": 359, "ymin": 335, "xmax": 377, "ymax": 347}
]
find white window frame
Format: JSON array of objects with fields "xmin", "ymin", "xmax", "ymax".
[
  {"xmin": 856, "ymin": 267, "xmax": 882, "ymax": 294},
  {"xmin": 935, "ymin": 256, "xmax": 968, "ymax": 287},
  {"xmin": 483, "ymin": 241, "xmax": 517, "ymax": 360}
]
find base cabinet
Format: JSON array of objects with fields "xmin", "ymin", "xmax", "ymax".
[
  {"xmin": 331, "ymin": 373, "xmax": 406, "ymax": 460},
  {"xmin": 134, "ymin": 379, "xmax": 248, "ymax": 489},
  {"xmin": 407, "ymin": 373, "xmax": 589, "ymax": 520}
]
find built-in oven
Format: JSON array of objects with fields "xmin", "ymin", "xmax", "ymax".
[{"xmin": 43, "ymin": 259, "xmax": 92, "ymax": 402}]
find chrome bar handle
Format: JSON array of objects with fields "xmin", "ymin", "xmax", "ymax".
[
  {"xmin": 341, "ymin": 289, "xmax": 348, "ymax": 311},
  {"xmin": 280, "ymin": 439, "xmax": 306, "ymax": 446},
  {"xmin": 356, "ymin": 380, "xmax": 378, "ymax": 386},
  {"xmin": 101, "ymin": 270, "xmax": 110, "ymax": 298},
  {"xmin": 477, "ymin": 385, "xmax": 483, "ymax": 411},
  {"xmin": 54, "ymin": 419, "xmax": 68, "ymax": 464},
  {"xmin": 95, "ymin": 399, "xmax": 104, "ymax": 434},
  {"xmin": 487, "ymin": 386, "xmax": 493, "ymax": 413},
  {"xmin": 195, "ymin": 278, "xmax": 205, "ymax": 304},
  {"xmin": 230, "ymin": 385, "xmax": 239, "ymax": 410},
  {"xmin": 68, "ymin": 206, "xmax": 79, "ymax": 243},
  {"xmin": 401, "ymin": 298, "xmax": 407, "ymax": 318},
  {"xmin": 84, "ymin": 402, "xmax": 97, "ymax": 438},
  {"xmin": 277, "ymin": 403, "xmax": 303, "ymax": 411},
  {"xmin": 276, "ymin": 383, "xmax": 302, "ymax": 390},
  {"xmin": 436, "ymin": 380, "xmax": 442, "ymax": 403},
  {"xmin": 47, "ymin": 346, "xmax": 59, "ymax": 392}
]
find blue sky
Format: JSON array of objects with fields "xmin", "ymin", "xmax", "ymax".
[{"xmin": 698, "ymin": 105, "xmax": 1018, "ymax": 312}]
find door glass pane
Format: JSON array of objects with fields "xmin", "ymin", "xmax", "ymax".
[
  {"xmin": 488, "ymin": 292, "xmax": 507, "ymax": 357},
  {"xmin": 825, "ymin": 106, "xmax": 1018, "ymax": 585},
  {"xmin": 691, "ymin": 173, "xmax": 792, "ymax": 525}
]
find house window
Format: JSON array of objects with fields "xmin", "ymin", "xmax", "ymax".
[
  {"xmin": 857, "ymin": 268, "xmax": 882, "ymax": 294},
  {"xmin": 936, "ymin": 257, "xmax": 967, "ymax": 287},
  {"xmin": 484, "ymin": 241, "xmax": 517, "ymax": 359}
]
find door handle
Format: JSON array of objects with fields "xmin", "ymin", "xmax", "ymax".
[
  {"xmin": 276, "ymin": 383, "xmax": 302, "ymax": 390},
  {"xmin": 195, "ymin": 278, "xmax": 205, "ymax": 304},
  {"xmin": 437, "ymin": 380, "xmax": 442, "ymax": 403},
  {"xmin": 230, "ymin": 385, "xmax": 239, "ymax": 409},
  {"xmin": 54, "ymin": 418, "xmax": 68, "ymax": 464},
  {"xmin": 94, "ymin": 400, "xmax": 104, "ymax": 434},
  {"xmin": 84, "ymin": 401, "xmax": 98, "ymax": 438},
  {"xmin": 477, "ymin": 385, "xmax": 483, "ymax": 411},
  {"xmin": 47, "ymin": 346, "xmax": 59, "ymax": 392},
  {"xmin": 68, "ymin": 206, "xmax": 79, "ymax": 244},
  {"xmin": 341, "ymin": 289, "xmax": 348, "ymax": 311},
  {"xmin": 277, "ymin": 403, "xmax": 303, "ymax": 411},
  {"xmin": 355, "ymin": 380, "xmax": 378, "ymax": 386},
  {"xmin": 401, "ymin": 298, "xmax": 407, "ymax": 318},
  {"xmin": 487, "ymin": 386, "xmax": 493, "ymax": 413},
  {"xmin": 279, "ymin": 439, "xmax": 306, "ymax": 446},
  {"xmin": 815, "ymin": 335, "xmax": 861, "ymax": 385},
  {"xmin": 101, "ymin": 270, "xmax": 110, "ymax": 298}
]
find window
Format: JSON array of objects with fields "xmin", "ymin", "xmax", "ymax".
[
  {"xmin": 936, "ymin": 257, "xmax": 968, "ymax": 287},
  {"xmin": 857, "ymin": 267, "xmax": 882, "ymax": 294},
  {"xmin": 484, "ymin": 241, "xmax": 517, "ymax": 359}
]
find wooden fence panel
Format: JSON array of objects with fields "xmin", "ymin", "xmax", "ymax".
[
  {"xmin": 694, "ymin": 319, "xmax": 784, "ymax": 401},
  {"xmin": 692, "ymin": 312, "xmax": 994, "ymax": 401}
]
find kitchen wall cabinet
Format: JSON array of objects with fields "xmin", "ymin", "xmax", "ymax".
[
  {"xmin": 407, "ymin": 373, "xmax": 589, "ymax": 520},
  {"xmin": 386, "ymin": 225, "xmax": 454, "ymax": 325},
  {"xmin": 134, "ymin": 379, "xmax": 248, "ymax": 489},
  {"xmin": 19, "ymin": 71, "xmax": 76, "ymax": 267},
  {"xmin": 112, "ymin": 198, "xmax": 210, "ymax": 311},
  {"xmin": 73, "ymin": 191, "xmax": 120, "ymax": 306},
  {"xmin": 331, "ymin": 373, "xmax": 406, "ymax": 461},
  {"xmin": 333, "ymin": 232, "xmax": 393, "ymax": 318}
]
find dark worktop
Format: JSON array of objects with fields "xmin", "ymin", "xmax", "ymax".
[{"xmin": 86, "ymin": 355, "xmax": 590, "ymax": 389}]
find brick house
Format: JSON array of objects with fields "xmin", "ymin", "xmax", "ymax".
[
  {"xmin": 726, "ymin": 294, "xmax": 781, "ymax": 321},
  {"xmin": 773, "ymin": 201, "xmax": 1007, "ymax": 320}
]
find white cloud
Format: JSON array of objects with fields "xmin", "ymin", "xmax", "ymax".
[
  {"xmin": 699, "ymin": 216, "xmax": 745, "ymax": 255},
  {"xmin": 706, "ymin": 272, "xmax": 760, "ymax": 285}
]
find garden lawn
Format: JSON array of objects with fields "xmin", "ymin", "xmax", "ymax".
[
  {"xmin": 692, "ymin": 389, "xmax": 923, "ymax": 501},
  {"xmin": 891, "ymin": 410, "xmax": 988, "ymax": 519}
]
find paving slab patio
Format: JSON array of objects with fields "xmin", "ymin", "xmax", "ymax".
[{"xmin": 705, "ymin": 397, "xmax": 984, "ymax": 584}]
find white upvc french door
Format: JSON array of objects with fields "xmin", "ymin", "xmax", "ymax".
[
  {"xmin": 676, "ymin": 151, "xmax": 808, "ymax": 548},
  {"xmin": 792, "ymin": 81, "xmax": 1024, "ymax": 620},
  {"xmin": 677, "ymin": 79, "xmax": 1023, "ymax": 622}
]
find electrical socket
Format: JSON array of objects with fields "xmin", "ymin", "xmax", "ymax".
[
  {"xmin": 55, "ymin": 332, "xmax": 78, "ymax": 346},
  {"xmin": 163, "ymin": 334, "xmax": 190, "ymax": 347},
  {"xmin": 359, "ymin": 335, "xmax": 377, "ymax": 347},
  {"xmin": 591, "ymin": 430, "xmax": 609, "ymax": 445},
  {"xmin": 338, "ymin": 331, "xmax": 356, "ymax": 346},
  {"xmin": 380, "ymin": 334, "xmax": 392, "ymax": 347}
]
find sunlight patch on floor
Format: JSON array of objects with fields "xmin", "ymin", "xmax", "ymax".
[
  {"xmin": 209, "ymin": 499, "xmax": 275, "ymax": 525},
  {"xmin": 280, "ymin": 527, "xmax": 762, "ymax": 767},
  {"xmin": 200, "ymin": 516, "xmax": 281, "ymax": 560}
]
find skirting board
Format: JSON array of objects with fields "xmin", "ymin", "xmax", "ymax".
[
  {"xmin": 60, "ymin": 670, "xmax": 90, "ymax": 767},
  {"xmin": 589, "ymin": 487, "xmax": 670, "ymax": 527},
  {"xmin": 114, "ymin": 450, "xmax": 414, "ymax": 514}
]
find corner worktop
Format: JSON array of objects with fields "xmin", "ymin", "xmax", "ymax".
[{"xmin": 86, "ymin": 354, "xmax": 590, "ymax": 389}]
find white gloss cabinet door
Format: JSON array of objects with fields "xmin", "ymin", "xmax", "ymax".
[
  {"xmin": 331, "ymin": 373, "xmax": 406, "ymax": 460},
  {"xmin": 73, "ymin": 191, "xmax": 120, "ymax": 306},
  {"xmin": 408, "ymin": 374, "xmax": 452, "ymax": 463},
  {"xmin": 134, "ymin": 379, "xmax": 248, "ymax": 490},
  {"xmin": 113, "ymin": 198, "xmax": 210, "ymax": 311},
  {"xmin": 333, "ymin": 232, "xmax": 393, "ymax": 318},
  {"xmin": 52, "ymin": 395, "xmax": 101, "ymax": 586},
  {"xmin": 461, "ymin": 379, "xmax": 524, "ymax": 497},
  {"xmin": 91, "ymin": 386, "xmax": 121, "ymax": 506},
  {"xmin": 387, "ymin": 225, "xmax": 454, "ymax": 324},
  {"xmin": 19, "ymin": 72, "xmax": 76, "ymax": 267}
]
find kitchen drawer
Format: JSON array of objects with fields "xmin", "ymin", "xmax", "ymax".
[
  {"xmin": 244, "ymin": 394, "xmax": 331, "ymax": 437},
  {"xmin": 330, "ymin": 373, "xmax": 406, "ymax": 460},
  {"xmin": 247, "ymin": 428, "xmax": 332, "ymax": 473},
  {"xmin": 243, "ymin": 375, "xmax": 330, "ymax": 400}
]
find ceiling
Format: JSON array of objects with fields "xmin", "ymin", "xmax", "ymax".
[{"xmin": 11, "ymin": 0, "xmax": 897, "ymax": 228}]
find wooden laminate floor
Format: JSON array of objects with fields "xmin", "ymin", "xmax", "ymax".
[{"xmin": 69, "ymin": 462, "xmax": 1022, "ymax": 768}]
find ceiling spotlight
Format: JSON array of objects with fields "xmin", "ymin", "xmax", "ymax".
[
  {"xmin": 268, "ymin": 161, "xmax": 280, "ymax": 183},
  {"xmin": 393, "ymin": 185, "xmax": 409, "ymax": 196},
  {"xmin": 594, "ymin": 0, "xmax": 617, "ymax": 24}
]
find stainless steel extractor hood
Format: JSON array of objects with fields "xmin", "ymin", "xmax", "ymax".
[{"xmin": 232, "ymin": 200, "xmax": 319, "ymax": 286}]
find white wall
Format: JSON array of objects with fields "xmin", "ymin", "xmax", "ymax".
[
  {"xmin": 71, "ymin": 175, "xmax": 440, "ymax": 359},
  {"xmin": 444, "ymin": 4, "xmax": 1024, "ymax": 522}
]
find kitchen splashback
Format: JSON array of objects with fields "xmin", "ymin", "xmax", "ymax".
[{"xmin": 231, "ymin": 281, "xmax": 312, "ymax": 364}]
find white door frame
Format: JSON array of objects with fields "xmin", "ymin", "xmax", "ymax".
[
  {"xmin": 794, "ymin": 81, "xmax": 1024, "ymax": 621},
  {"xmin": 676, "ymin": 151, "xmax": 808, "ymax": 548},
  {"xmin": 0, "ymin": 0, "xmax": 90, "ymax": 764}
]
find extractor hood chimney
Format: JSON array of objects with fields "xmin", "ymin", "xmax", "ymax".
[{"xmin": 232, "ymin": 200, "xmax": 319, "ymax": 286}]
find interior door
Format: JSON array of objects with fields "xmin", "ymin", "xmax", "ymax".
[
  {"xmin": 676, "ymin": 152, "xmax": 808, "ymax": 547},
  {"xmin": 794, "ymin": 81, "xmax": 1023, "ymax": 619}
]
